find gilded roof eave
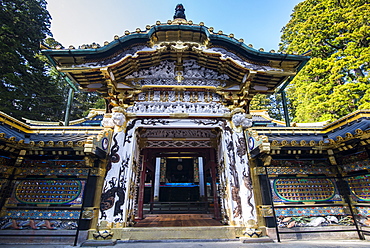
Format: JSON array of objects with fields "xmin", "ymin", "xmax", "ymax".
[
  {"xmin": 42, "ymin": 24, "xmax": 309, "ymax": 67},
  {"xmin": 0, "ymin": 111, "xmax": 104, "ymax": 153},
  {"xmin": 251, "ymin": 110, "xmax": 370, "ymax": 152},
  {"xmin": 42, "ymin": 23, "xmax": 309, "ymax": 99}
]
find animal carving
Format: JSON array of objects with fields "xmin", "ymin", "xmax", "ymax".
[
  {"xmin": 243, "ymin": 168, "xmax": 255, "ymax": 217},
  {"xmin": 99, "ymin": 175, "xmax": 126, "ymax": 221},
  {"xmin": 231, "ymin": 185, "xmax": 242, "ymax": 218}
]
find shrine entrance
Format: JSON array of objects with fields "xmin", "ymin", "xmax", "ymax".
[
  {"xmin": 136, "ymin": 146, "xmax": 221, "ymax": 223},
  {"xmin": 156, "ymin": 157, "xmax": 201, "ymax": 202}
]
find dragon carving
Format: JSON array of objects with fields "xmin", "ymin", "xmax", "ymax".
[{"xmin": 243, "ymin": 167, "xmax": 255, "ymax": 217}]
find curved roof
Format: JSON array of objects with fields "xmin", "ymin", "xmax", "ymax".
[
  {"xmin": 251, "ymin": 110, "xmax": 370, "ymax": 150},
  {"xmin": 0, "ymin": 111, "xmax": 103, "ymax": 148},
  {"xmin": 42, "ymin": 20, "xmax": 309, "ymax": 102}
]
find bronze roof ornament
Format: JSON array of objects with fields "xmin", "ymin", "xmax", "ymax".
[{"xmin": 174, "ymin": 4, "xmax": 186, "ymax": 20}]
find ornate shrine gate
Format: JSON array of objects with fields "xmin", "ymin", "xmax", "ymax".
[
  {"xmin": 42, "ymin": 5, "xmax": 308, "ymax": 241},
  {"xmin": 137, "ymin": 128, "xmax": 220, "ymax": 219},
  {"xmin": 99, "ymin": 118, "xmax": 256, "ymax": 227},
  {"xmin": 1, "ymin": 4, "xmax": 369, "ymax": 244}
]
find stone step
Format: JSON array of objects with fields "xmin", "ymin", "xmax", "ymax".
[
  {"xmin": 149, "ymin": 202, "xmax": 209, "ymax": 214},
  {"xmin": 116, "ymin": 226, "xmax": 246, "ymax": 241}
]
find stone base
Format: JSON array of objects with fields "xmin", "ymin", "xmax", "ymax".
[
  {"xmin": 266, "ymin": 226, "xmax": 368, "ymax": 241},
  {"xmin": 0, "ymin": 230, "xmax": 87, "ymax": 245},
  {"xmin": 88, "ymin": 226, "xmax": 248, "ymax": 241},
  {"xmin": 240, "ymin": 237, "xmax": 274, "ymax": 243},
  {"xmin": 80, "ymin": 239, "xmax": 117, "ymax": 247}
]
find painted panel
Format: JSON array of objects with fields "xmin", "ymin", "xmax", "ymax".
[
  {"xmin": 21, "ymin": 159, "xmax": 86, "ymax": 168},
  {"xmin": 347, "ymin": 174, "xmax": 370, "ymax": 201},
  {"xmin": 356, "ymin": 206, "xmax": 370, "ymax": 217},
  {"xmin": 272, "ymin": 178, "xmax": 337, "ymax": 202},
  {"xmin": 266, "ymin": 166, "xmax": 333, "ymax": 175},
  {"xmin": 0, "ymin": 179, "xmax": 8, "ymax": 192},
  {"xmin": 17, "ymin": 167, "xmax": 90, "ymax": 176},
  {"xmin": 3, "ymin": 209, "xmax": 81, "ymax": 220},
  {"xmin": 275, "ymin": 206, "xmax": 348, "ymax": 217},
  {"xmin": 10, "ymin": 180, "xmax": 84, "ymax": 205},
  {"xmin": 0, "ymin": 155, "xmax": 14, "ymax": 166},
  {"xmin": 339, "ymin": 151, "xmax": 370, "ymax": 173}
]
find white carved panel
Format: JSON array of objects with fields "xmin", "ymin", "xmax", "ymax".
[
  {"xmin": 168, "ymin": 91, "xmax": 176, "ymax": 102},
  {"xmin": 207, "ymin": 47, "xmax": 282, "ymax": 72},
  {"xmin": 198, "ymin": 92, "xmax": 204, "ymax": 102},
  {"xmin": 126, "ymin": 101, "xmax": 229, "ymax": 114},
  {"xmin": 184, "ymin": 92, "xmax": 191, "ymax": 102},
  {"xmin": 124, "ymin": 60, "xmax": 228, "ymax": 87},
  {"xmin": 138, "ymin": 92, "xmax": 146, "ymax": 101},
  {"xmin": 126, "ymin": 61, "xmax": 175, "ymax": 79},
  {"xmin": 153, "ymin": 91, "xmax": 161, "ymax": 101}
]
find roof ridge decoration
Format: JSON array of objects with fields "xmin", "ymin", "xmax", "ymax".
[{"xmin": 173, "ymin": 4, "xmax": 186, "ymax": 21}]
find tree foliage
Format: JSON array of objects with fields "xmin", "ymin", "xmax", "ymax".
[
  {"xmin": 0, "ymin": 0, "xmax": 65, "ymax": 120},
  {"xmin": 42, "ymin": 38, "xmax": 105, "ymax": 121},
  {"xmin": 250, "ymin": 93, "xmax": 293, "ymax": 122},
  {"xmin": 0, "ymin": 2, "xmax": 103, "ymax": 122},
  {"xmin": 279, "ymin": 0, "xmax": 370, "ymax": 122},
  {"xmin": 250, "ymin": 94, "xmax": 272, "ymax": 111}
]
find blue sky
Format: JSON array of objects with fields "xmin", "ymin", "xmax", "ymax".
[{"xmin": 46, "ymin": 0, "xmax": 302, "ymax": 51}]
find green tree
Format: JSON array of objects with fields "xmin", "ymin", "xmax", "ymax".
[
  {"xmin": 43, "ymin": 38, "xmax": 105, "ymax": 121},
  {"xmin": 250, "ymin": 93, "xmax": 290, "ymax": 121},
  {"xmin": 279, "ymin": 0, "xmax": 370, "ymax": 122},
  {"xmin": 1, "ymin": 2, "xmax": 103, "ymax": 122},
  {"xmin": 250, "ymin": 94, "xmax": 271, "ymax": 111},
  {"xmin": 72, "ymin": 92, "xmax": 105, "ymax": 119},
  {"xmin": 0, "ymin": 0, "xmax": 66, "ymax": 121}
]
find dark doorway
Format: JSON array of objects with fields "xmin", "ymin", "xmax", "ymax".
[{"xmin": 166, "ymin": 158, "xmax": 193, "ymax": 183}]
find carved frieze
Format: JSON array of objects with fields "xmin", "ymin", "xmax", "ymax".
[
  {"xmin": 140, "ymin": 129, "xmax": 217, "ymax": 139},
  {"xmin": 79, "ymin": 45, "xmax": 153, "ymax": 68},
  {"xmin": 126, "ymin": 101, "xmax": 229, "ymax": 114},
  {"xmin": 206, "ymin": 47, "xmax": 281, "ymax": 72},
  {"xmin": 126, "ymin": 61, "xmax": 175, "ymax": 79},
  {"xmin": 125, "ymin": 60, "xmax": 228, "ymax": 87},
  {"xmin": 133, "ymin": 91, "xmax": 221, "ymax": 103},
  {"xmin": 183, "ymin": 60, "xmax": 229, "ymax": 82},
  {"xmin": 146, "ymin": 140, "xmax": 212, "ymax": 148}
]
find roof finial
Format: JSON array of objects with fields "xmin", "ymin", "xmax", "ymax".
[{"xmin": 174, "ymin": 4, "xmax": 186, "ymax": 20}]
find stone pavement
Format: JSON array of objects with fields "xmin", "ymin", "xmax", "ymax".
[{"xmin": 0, "ymin": 239, "xmax": 369, "ymax": 248}]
